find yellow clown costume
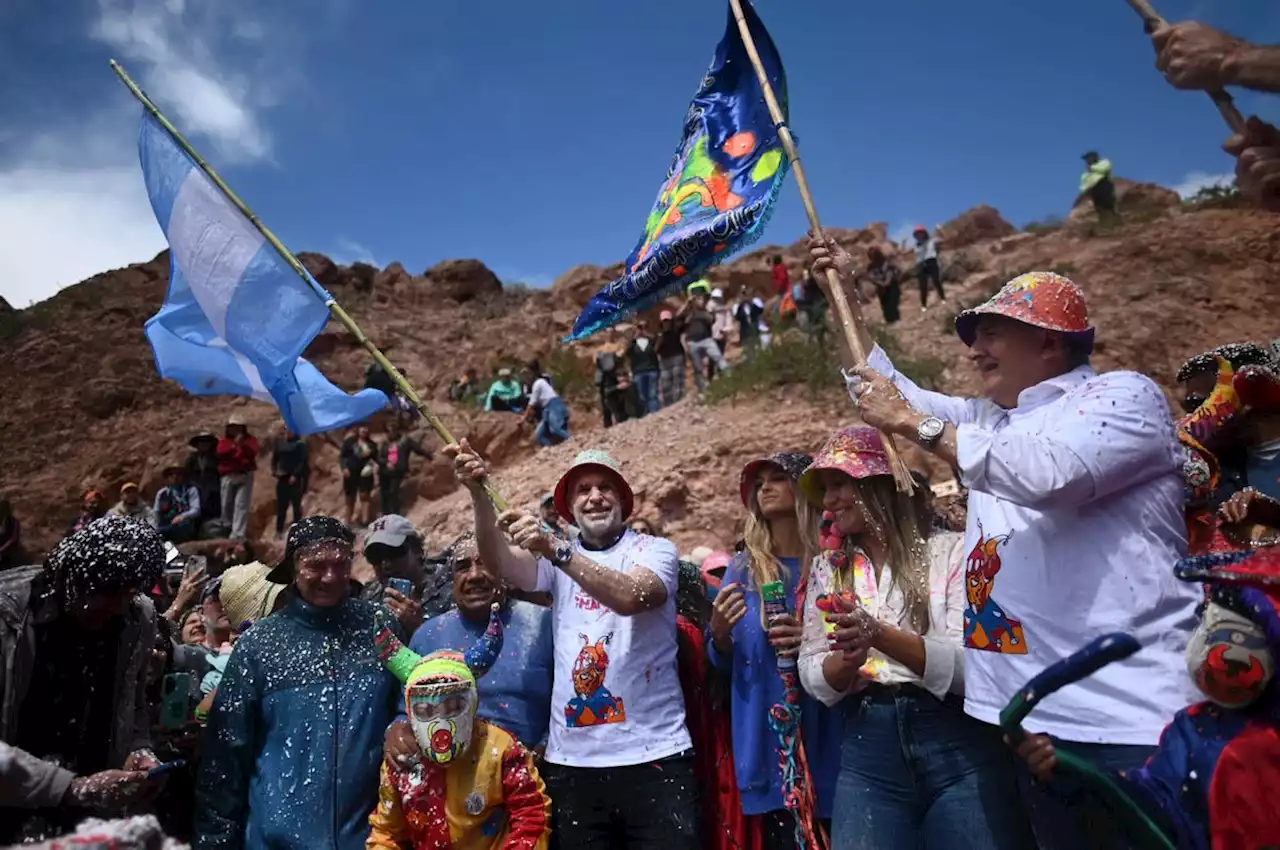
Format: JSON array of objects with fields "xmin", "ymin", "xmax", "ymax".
[{"xmin": 366, "ymin": 605, "xmax": 551, "ymax": 850}]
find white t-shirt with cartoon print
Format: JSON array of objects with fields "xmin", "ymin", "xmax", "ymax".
[{"xmin": 535, "ymin": 530, "xmax": 692, "ymax": 768}]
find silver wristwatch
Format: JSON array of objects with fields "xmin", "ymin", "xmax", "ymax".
[
  {"xmin": 916, "ymin": 416, "xmax": 945, "ymax": 447},
  {"xmin": 550, "ymin": 541, "xmax": 574, "ymax": 569}
]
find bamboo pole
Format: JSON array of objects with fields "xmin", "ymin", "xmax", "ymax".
[
  {"xmin": 109, "ymin": 59, "xmax": 508, "ymax": 513},
  {"xmin": 1122, "ymin": 0, "xmax": 1246, "ymax": 134},
  {"xmin": 727, "ymin": 0, "xmax": 913, "ymax": 492}
]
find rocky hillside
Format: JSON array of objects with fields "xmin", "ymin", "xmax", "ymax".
[{"xmin": 2, "ymin": 185, "xmax": 1276, "ymax": 565}]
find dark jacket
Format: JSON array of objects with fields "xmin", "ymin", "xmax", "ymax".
[
  {"xmin": 377, "ymin": 436, "xmax": 430, "ymax": 478},
  {"xmin": 194, "ymin": 595, "xmax": 399, "ymax": 850},
  {"xmin": 626, "ymin": 338, "xmax": 661, "ymax": 375},
  {"xmin": 271, "ymin": 438, "xmax": 309, "ymax": 480},
  {"xmin": 185, "ymin": 452, "xmax": 222, "ymax": 518},
  {"xmin": 657, "ymin": 323, "xmax": 686, "ymax": 359},
  {"xmin": 0, "ymin": 567, "xmax": 155, "ymax": 807}
]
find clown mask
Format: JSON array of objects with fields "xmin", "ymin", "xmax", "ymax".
[
  {"xmin": 1185, "ymin": 600, "xmax": 1274, "ymax": 709},
  {"xmin": 408, "ymin": 679, "xmax": 477, "ymax": 766}
]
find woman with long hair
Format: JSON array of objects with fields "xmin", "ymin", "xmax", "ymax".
[
  {"xmin": 797, "ymin": 426, "xmax": 1032, "ymax": 850},
  {"xmin": 708, "ymin": 452, "xmax": 842, "ymax": 848}
]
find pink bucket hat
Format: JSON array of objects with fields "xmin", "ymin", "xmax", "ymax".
[
  {"xmin": 954, "ymin": 271, "xmax": 1095, "ymax": 352},
  {"xmin": 553, "ymin": 450, "xmax": 635, "ymax": 524},
  {"xmin": 798, "ymin": 426, "xmax": 892, "ymax": 508}
]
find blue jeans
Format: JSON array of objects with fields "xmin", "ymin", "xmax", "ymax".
[
  {"xmin": 831, "ymin": 686, "xmax": 1034, "ymax": 850},
  {"xmin": 536, "ymin": 397, "xmax": 571, "ymax": 447},
  {"xmin": 1015, "ymin": 738, "xmax": 1159, "ymax": 850},
  {"xmin": 634, "ymin": 370, "xmax": 660, "ymax": 414}
]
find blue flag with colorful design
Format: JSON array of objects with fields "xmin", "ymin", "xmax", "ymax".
[{"xmin": 568, "ymin": 0, "xmax": 788, "ymax": 341}]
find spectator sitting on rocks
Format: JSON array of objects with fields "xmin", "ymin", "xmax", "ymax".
[
  {"xmin": 216, "ymin": 414, "xmax": 258, "ymax": 542},
  {"xmin": 448, "ymin": 367, "xmax": 482, "ymax": 403},
  {"xmin": 185, "ymin": 431, "xmax": 222, "ymax": 527},
  {"xmin": 0, "ymin": 516, "xmax": 165, "ymax": 843},
  {"xmin": 377, "ymin": 420, "xmax": 432, "ymax": 517},
  {"xmin": 383, "ymin": 530, "xmax": 554, "ymax": 754},
  {"xmin": 67, "ymin": 489, "xmax": 107, "ymax": 536},
  {"xmin": 484, "ymin": 368, "xmax": 526, "ymax": 413},
  {"xmin": 522, "ymin": 364, "xmax": 571, "ymax": 448},
  {"xmin": 360, "ymin": 514, "xmax": 453, "ymax": 632},
  {"xmin": 0, "ymin": 498, "xmax": 25, "ymax": 572},
  {"xmin": 110, "ymin": 482, "xmax": 157, "ymax": 529},
  {"xmin": 155, "ymin": 464, "xmax": 201, "ymax": 544}
]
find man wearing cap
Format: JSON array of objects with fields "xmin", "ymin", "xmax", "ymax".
[
  {"xmin": 538, "ymin": 491, "xmax": 577, "ymax": 540},
  {"xmin": 446, "ymin": 440, "xmax": 701, "ymax": 849},
  {"xmin": 216, "ymin": 414, "xmax": 259, "ymax": 541},
  {"xmin": 195, "ymin": 516, "xmax": 400, "ymax": 850},
  {"xmin": 155, "ymin": 464, "xmax": 201, "ymax": 544},
  {"xmin": 484, "ymin": 368, "xmax": 526, "ymax": 413},
  {"xmin": 1079, "ymin": 151, "xmax": 1118, "ymax": 221},
  {"xmin": 360, "ymin": 514, "xmax": 452, "ymax": 633},
  {"xmin": 109, "ymin": 482, "xmax": 157, "ymax": 529},
  {"xmin": 812, "ymin": 241, "xmax": 1198, "ymax": 849}
]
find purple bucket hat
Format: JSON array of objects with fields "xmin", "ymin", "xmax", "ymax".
[{"xmin": 797, "ymin": 426, "xmax": 892, "ymax": 507}]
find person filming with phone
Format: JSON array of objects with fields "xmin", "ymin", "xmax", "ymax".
[{"xmin": 360, "ymin": 515, "xmax": 452, "ymax": 633}]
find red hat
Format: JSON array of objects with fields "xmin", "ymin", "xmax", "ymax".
[
  {"xmin": 913, "ymin": 225, "xmax": 928, "ymax": 235},
  {"xmin": 955, "ymin": 271, "xmax": 1094, "ymax": 351},
  {"xmin": 1176, "ymin": 546, "xmax": 1280, "ymax": 655},
  {"xmin": 553, "ymin": 450, "xmax": 635, "ymax": 525}
]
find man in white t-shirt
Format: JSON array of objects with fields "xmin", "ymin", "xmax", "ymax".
[
  {"xmin": 520, "ymin": 365, "xmax": 571, "ymax": 447},
  {"xmin": 444, "ymin": 441, "xmax": 699, "ymax": 849},
  {"xmin": 813, "ymin": 241, "xmax": 1198, "ymax": 850}
]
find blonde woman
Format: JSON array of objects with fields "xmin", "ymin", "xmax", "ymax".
[
  {"xmin": 707, "ymin": 452, "xmax": 842, "ymax": 848},
  {"xmin": 796, "ymin": 426, "xmax": 1032, "ymax": 850}
]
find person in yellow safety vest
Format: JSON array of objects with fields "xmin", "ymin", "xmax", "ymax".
[{"xmin": 1079, "ymin": 151, "xmax": 1118, "ymax": 220}]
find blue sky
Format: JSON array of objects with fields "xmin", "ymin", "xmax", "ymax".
[{"xmin": 2, "ymin": 0, "xmax": 1277, "ymax": 306}]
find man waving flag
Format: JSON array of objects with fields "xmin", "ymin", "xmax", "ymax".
[{"xmin": 137, "ymin": 112, "xmax": 387, "ymax": 434}]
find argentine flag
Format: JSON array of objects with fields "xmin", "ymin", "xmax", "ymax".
[{"xmin": 138, "ymin": 113, "xmax": 387, "ymax": 434}]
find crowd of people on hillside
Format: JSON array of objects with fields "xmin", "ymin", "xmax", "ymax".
[
  {"xmin": 3, "ymin": 222, "xmax": 1279, "ymax": 849},
  {"xmin": 1, "ymin": 17, "xmax": 1278, "ymax": 850}
]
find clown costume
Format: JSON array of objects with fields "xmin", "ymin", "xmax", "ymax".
[{"xmin": 366, "ymin": 604, "xmax": 551, "ymax": 850}]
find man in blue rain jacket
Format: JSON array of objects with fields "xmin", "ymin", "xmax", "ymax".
[{"xmin": 194, "ymin": 516, "xmax": 399, "ymax": 850}]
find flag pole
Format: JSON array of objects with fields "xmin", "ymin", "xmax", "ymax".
[
  {"xmin": 109, "ymin": 59, "xmax": 509, "ymax": 513},
  {"xmin": 726, "ymin": 1, "xmax": 913, "ymax": 492},
  {"xmin": 1121, "ymin": 0, "xmax": 1246, "ymax": 134}
]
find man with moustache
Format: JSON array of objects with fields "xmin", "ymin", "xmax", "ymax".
[
  {"xmin": 382, "ymin": 530, "xmax": 553, "ymax": 755},
  {"xmin": 445, "ymin": 442, "xmax": 700, "ymax": 850},
  {"xmin": 811, "ymin": 238, "xmax": 1198, "ymax": 850}
]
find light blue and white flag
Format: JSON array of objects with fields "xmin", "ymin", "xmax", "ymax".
[{"xmin": 138, "ymin": 113, "xmax": 387, "ymax": 434}]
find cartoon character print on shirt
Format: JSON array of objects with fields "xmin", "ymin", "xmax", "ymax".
[
  {"xmin": 565, "ymin": 632, "xmax": 627, "ymax": 727},
  {"xmin": 963, "ymin": 525, "xmax": 1028, "ymax": 654}
]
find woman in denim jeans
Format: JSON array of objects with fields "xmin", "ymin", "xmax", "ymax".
[{"xmin": 796, "ymin": 426, "xmax": 1034, "ymax": 850}]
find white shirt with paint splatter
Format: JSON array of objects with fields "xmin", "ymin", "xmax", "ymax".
[
  {"xmin": 536, "ymin": 530, "xmax": 692, "ymax": 768},
  {"xmin": 869, "ymin": 344, "xmax": 1199, "ymax": 746}
]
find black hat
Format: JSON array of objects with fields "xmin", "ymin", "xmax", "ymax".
[{"xmin": 266, "ymin": 515, "xmax": 355, "ymax": 584}]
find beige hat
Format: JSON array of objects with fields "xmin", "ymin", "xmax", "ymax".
[
  {"xmin": 227, "ymin": 413, "xmax": 248, "ymax": 427},
  {"xmin": 688, "ymin": 546, "xmax": 714, "ymax": 567},
  {"xmin": 220, "ymin": 561, "xmax": 285, "ymax": 631}
]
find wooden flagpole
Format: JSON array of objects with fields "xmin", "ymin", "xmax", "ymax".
[
  {"xmin": 109, "ymin": 59, "xmax": 509, "ymax": 513},
  {"xmin": 727, "ymin": 0, "xmax": 913, "ymax": 492},
  {"xmin": 1122, "ymin": 0, "xmax": 1246, "ymax": 134}
]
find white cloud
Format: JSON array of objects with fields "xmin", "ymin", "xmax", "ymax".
[
  {"xmin": 92, "ymin": 0, "xmax": 272, "ymax": 163},
  {"xmin": 1172, "ymin": 170, "xmax": 1235, "ymax": 199},
  {"xmin": 332, "ymin": 237, "xmax": 380, "ymax": 267},
  {"xmin": 0, "ymin": 0, "xmax": 297, "ymax": 307}
]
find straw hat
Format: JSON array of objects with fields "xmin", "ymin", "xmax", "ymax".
[{"xmin": 220, "ymin": 561, "xmax": 285, "ymax": 631}]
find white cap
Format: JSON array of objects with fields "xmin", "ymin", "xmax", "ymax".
[{"xmin": 711, "ymin": 288, "xmax": 724, "ymax": 300}]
